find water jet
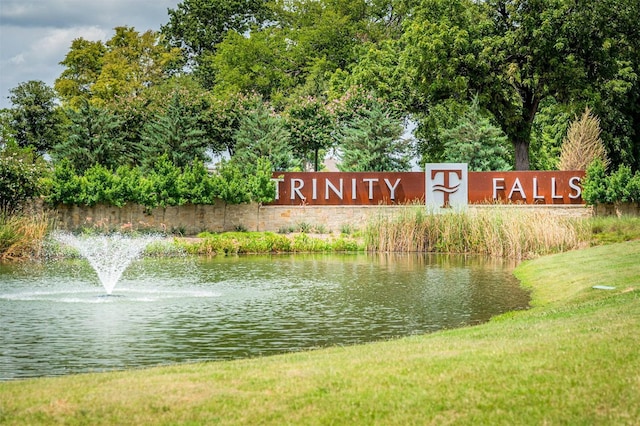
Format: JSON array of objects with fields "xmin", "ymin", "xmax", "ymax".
[{"xmin": 53, "ymin": 232, "xmax": 161, "ymax": 295}]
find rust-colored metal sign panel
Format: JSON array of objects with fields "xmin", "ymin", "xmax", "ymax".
[
  {"xmin": 271, "ymin": 172, "xmax": 425, "ymax": 205},
  {"xmin": 468, "ymin": 171, "xmax": 585, "ymax": 204},
  {"xmin": 269, "ymin": 170, "xmax": 585, "ymax": 205}
]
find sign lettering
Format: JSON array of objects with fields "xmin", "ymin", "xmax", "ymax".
[{"xmin": 270, "ymin": 168, "xmax": 585, "ymax": 206}]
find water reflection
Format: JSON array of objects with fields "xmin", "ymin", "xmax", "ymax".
[{"xmin": 0, "ymin": 253, "xmax": 528, "ymax": 379}]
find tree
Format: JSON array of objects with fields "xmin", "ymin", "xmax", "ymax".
[
  {"xmin": 161, "ymin": 0, "xmax": 270, "ymax": 86},
  {"xmin": 440, "ymin": 98, "xmax": 512, "ymax": 171},
  {"xmin": 402, "ymin": 0, "xmax": 639, "ymax": 170},
  {"xmin": 92, "ymin": 27, "xmax": 182, "ymax": 104},
  {"xmin": 8, "ymin": 81, "xmax": 65, "ymax": 154},
  {"xmin": 210, "ymin": 29, "xmax": 292, "ymax": 100},
  {"xmin": 141, "ymin": 91, "xmax": 208, "ymax": 169},
  {"xmin": 232, "ymin": 101, "xmax": 296, "ymax": 172},
  {"xmin": 199, "ymin": 91, "xmax": 264, "ymax": 158},
  {"xmin": 338, "ymin": 100, "xmax": 412, "ymax": 172},
  {"xmin": 285, "ymin": 96, "xmax": 335, "ymax": 171},
  {"xmin": 55, "ymin": 38, "xmax": 106, "ymax": 107},
  {"xmin": 559, "ymin": 108, "xmax": 609, "ymax": 171},
  {"xmin": 53, "ymin": 100, "xmax": 139, "ymax": 172},
  {"xmin": 528, "ymin": 98, "xmax": 572, "ymax": 170},
  {"xmin": 55, "ymin": 28, "xmax": 181, "ymax": 108}
]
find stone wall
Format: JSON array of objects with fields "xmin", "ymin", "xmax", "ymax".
[{"xmin": 53, "ymin": 202, "xmax": 593, "ymax": 235}]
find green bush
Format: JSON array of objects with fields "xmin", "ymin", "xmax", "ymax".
[
  {"xmin": 583, "ymin": 159, "xmax": 640, "ymax": 205},
  {"xmin": 45, "ymin": 156, "xmax": 277, "ymax": 208},
  {"xmin": 0, "ymin": 143, "xmax": 50, "ymax": 214}
]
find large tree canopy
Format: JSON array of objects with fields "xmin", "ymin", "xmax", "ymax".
[
  {"xmin": 8, "ymin": 80, "xmax": 65, "ymax": 155},
  {"xmin": 55, "ymin": 27, "xmax": 181, "ymax": 108},
  {"xmin": 402, "ymin": 0, "xmax": 639, "ymax": 170},
  {"xmin": 6, "ymin": 0, "xmax": 637, "ymax": 176}
]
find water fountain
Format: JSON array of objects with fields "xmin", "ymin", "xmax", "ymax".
[{"xmin": 52, "ymin": 231, "xmax": 161, "ymax": 295}]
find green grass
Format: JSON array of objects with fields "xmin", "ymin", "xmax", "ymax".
[
  {"xmin": 177, "ymin": 231, "xmax": 363, "ymax": 255},
  {"xmin": 589, "ymin": 215, "xmax": 640, "ymax": 244},
  {"xmin": 1, "ymin": 241, "xmax": 639, "ymax": 425}
]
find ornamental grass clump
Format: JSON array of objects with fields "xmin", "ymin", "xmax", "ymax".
[
  {"xmin": 364, "ymin": 207, "xmax": 590, "ymax": 259},
  {"xmin": 0, "ymin": 212, "xmax": 50, "ymax": 261}
]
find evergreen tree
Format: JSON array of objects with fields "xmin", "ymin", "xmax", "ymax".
[
  {"xmin": 141, "ymin": 92, "xmax": 208, "ymax": 169},
  {"xmin": 440, "ymin": 98, "xmax": 512, "ymax": 171},
  {"xmin": 232, "ymin": 102, "xmax": 296, "ymax": 172},
  {"xmin": 338, "ymin": 102, "xmax": 412, "ymax": 172},
  {"xmin": 53, "ymin": 100, "xmax": 138, "ymax": 172}
]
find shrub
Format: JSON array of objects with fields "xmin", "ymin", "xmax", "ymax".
[
  {"xmin": 0, "ymin": 143, "xmax": 50, "ymax": 214},
  {"xmin": 46, "ymin": 156, "xmax": 277, "ymax": 209},
  {"xmin": 582, "ymin": 159, "xmax": 609, "ymax": 204},
  {"xmin": 583, "ymin": 159, "xmax": 640, "ymax": 205}
]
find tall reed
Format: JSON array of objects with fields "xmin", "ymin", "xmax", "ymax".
[
  {"xmin": 0, "ymin": 212, "xmax": 51, "ymax": 261},
  {"xmin": 364, "ymin": 207, "xmax": 590, "ymax": 259}
]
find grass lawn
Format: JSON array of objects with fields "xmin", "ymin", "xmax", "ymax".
[{"xmin": 1, "ymin": 241, "xmax": 639, "ymax": 425}]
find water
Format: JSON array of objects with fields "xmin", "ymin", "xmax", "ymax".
[
  {"xmin": 0, "ymin": 253, "xmax": 529, "ymax": 380},
  {"xmin": 52, "ymin": 232, "xmax": 161, "ymax": 294}
]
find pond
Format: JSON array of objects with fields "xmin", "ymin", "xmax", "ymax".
[{"xmin": 0, "ymin": 253, "xmax": 529, "ymax": 380}]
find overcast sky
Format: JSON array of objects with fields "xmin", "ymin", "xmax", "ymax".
[{"xmin": 0, "ymin": 0, "xmax": 181, "ymax": 109}]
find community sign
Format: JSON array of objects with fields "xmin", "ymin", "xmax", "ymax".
[{"xmin": 270, "ymin": 164, "xmax": 584, "ymax": 207}]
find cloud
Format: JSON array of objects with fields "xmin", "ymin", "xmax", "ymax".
[{"xmin": 0, "ymin": 0, "xmax": 179, "ymax": 108}]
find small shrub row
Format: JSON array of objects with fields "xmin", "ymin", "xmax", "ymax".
[
  {"xmin": 44, "ymin": 156, "xmax": 276, "ymax": 209},
  {"xmin": 582, "ymin": 159, "xmax": 640, "ymax": 205}
]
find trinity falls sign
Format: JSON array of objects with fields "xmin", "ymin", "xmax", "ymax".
[{"xmin": 270, "ymin": 164, "xmax": 584, "ymax": 207}]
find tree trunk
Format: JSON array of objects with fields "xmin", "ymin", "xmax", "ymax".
[{"xmin": 514, "ymin": 139, "xmax": 530, "ymax": 170}]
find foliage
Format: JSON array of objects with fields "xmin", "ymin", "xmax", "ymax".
[
  {"xmin": 10, "ymin": 0, "xmax": 639, "ymax": 174},
  {"xmin": 7, "ymin": 80, "xmax": 65, "ymax": 154},
  {"xmin": 54, "ymin": 38, "xmax": 105, "ymax": 107},
  {"xmin": 529, "ymin": 98, "xmax": 572, "ymax": 170},
  {"xmin": 52, "ymin": 100, "xmax": 141, "ymax": 172},
  {"xmin": 583, "ymin": 159, "xmax": 640, "ymax": 205},
  {"xmin": 46, "ymin": 155, "xmax": 276, "ymax": 208},
  {"xmin": 440, "ymin": 97, "xmax": 512, "ymax": 171},
  {"xmin": 232, "ymin": 101, "xmax": 297, "ymax": 172},
  {"xmin": 337, "ymin": 98, "xmax": 412, "ymax": 172},
  {"xmin": 558, "ymin": 108, "xmax": 609, "ymax": 171},
  {"xmin": 210, "ymin": 29, "xmax": 293, "ymax": 100},
  {"xmin": 0, "ymin": 143, "xmax": 50, "ymax": 215},
  {"xmin": 141, "ymin": 91, "xmax": 208, "ymax": 169},
  {"xmin": 0, "ymin": 212, "xmax": 50, "ymax": 261},
  {"xmin": 161, "ymin": 0, "xmax": 270, "ymax": 84},
  {"xmin": 55, "ymin": 27, "xmax": 181, "ymax": 108},
  {"xmin": 401, "ymin": 0, "xmax": 640, "ymax": 170},
  {"xmin": 213, "ymin": 157, "xmax": 277, "ymax": 204},
  {"xmin": 284, "ymin": 96, "xmax": 335, "ymax": 171}
]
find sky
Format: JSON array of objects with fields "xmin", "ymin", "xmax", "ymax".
[{"xmin": 0, "ymin": 0, "xmax": 181, "ymax": 109}]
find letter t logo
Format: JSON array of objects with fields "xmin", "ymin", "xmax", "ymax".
[{"xmin": 426, "ymin": 164, "xmax": 468, "ymax": 210}]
